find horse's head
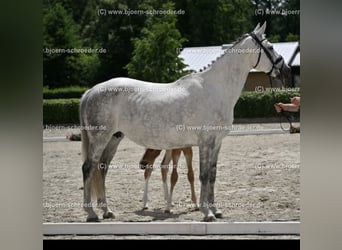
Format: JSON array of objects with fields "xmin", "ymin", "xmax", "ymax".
[
  {"xmin": 245, "ymin": 22, "xmax": 292, "ymax": 86},
  {"xmin": 139, "ymin": 149, "xmax": 162, "ymax": 170}
]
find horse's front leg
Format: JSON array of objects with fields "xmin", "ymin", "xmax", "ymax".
[
  {"xmin": 198, "ymin": 137, "xmax": 218, "ymax": 221},
  {"xmin": 208, "ymin": 141, "xmax": 222, "ymax": 218}
]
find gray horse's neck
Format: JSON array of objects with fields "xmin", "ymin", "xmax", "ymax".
[{"xmin": 200, "ymin": 42, "xmax": 255, "ymax": 106}]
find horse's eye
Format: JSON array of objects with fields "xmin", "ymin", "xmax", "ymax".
[{"xmin": 269, "ymin": 45, "xmax": 274, "ymax": 50}]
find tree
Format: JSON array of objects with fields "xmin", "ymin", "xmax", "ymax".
[
  {"xmin": 43, "ymin": 2, "xmax": 82, "ymax": 87},
  {"xmin": 43, "ymin": 1, "xmax": 101, "ymax": 87},
  {"xmin": 252, "ymin": 0, "xmax": 300, "ymax": 42},
  {"xmin": 283, "ymin": 0, "xmax": 300, "ymax": 41},
  {"xmin": 42, "ymin": 0, "xmax": 299, "ymax": 88},
  {"xmin": 94, "ymin": 0, "xmax": 147, "ymax": 83},
  {"xmin": 125, "ymin": 2, "xmax": 188, "ymax": 82},
  {"xmin": 175, "ymin": 0, "xmax": 254, "ymax": 46}
]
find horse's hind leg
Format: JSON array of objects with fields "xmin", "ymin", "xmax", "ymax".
[
  {"xmin": 140, "ymin": 149, "xmax": 161, "ymax": 210},
  {"xmin": 142, "ymin": 166, "xmax": 153, "ymax": 210},
  {"xmin": 165, "ymin": 149, "xmax": 181, "ymax": 213},
  {"xmin": 161, "ymin": 150, "xmax": 172, "ymax": 203},
  {"xmin": 82, "ymin": 159, "xmax": 100, "ymax": 222},
  {"xmin": 97, "ymin": 132, "xmax": 124, "ymax": 219},
  {"xmin": 183, "ymin": 147, "xmax": 199, "ymax": 210}
]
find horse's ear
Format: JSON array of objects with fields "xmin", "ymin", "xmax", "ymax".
[
  {"xmin": 258, "ymin": 21, "xmax": 267, "ymax": 35},
  {"xmin": 253, "ymin": 23, "xmax": 261, "ymax": 32}
]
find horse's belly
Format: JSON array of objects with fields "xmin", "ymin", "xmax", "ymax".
[{"xmin": 121, "ymin": 125, "xmax": 198, "ymax": 149}]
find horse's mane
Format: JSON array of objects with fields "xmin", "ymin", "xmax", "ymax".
[{"xmin": 196, "ymin": 33, "xmax": 250, "ymax": 73}]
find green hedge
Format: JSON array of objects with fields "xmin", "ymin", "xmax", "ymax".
[
  {"xmin": 235, "ymin": 90, "xmax": 300, "ymax": 118},
  {"xmin": 43, "ymin": 99, "xmax": 80, "ymax": 124},
  {"xmin": 43, "ymin": 90, "xmax": 300, "ymax": 124},
  {"xmin": 43, "ymin": 86, "xmax": 88, "ymax": 99}
]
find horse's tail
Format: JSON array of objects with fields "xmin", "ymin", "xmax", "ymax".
[{"xmin": 80, "ymin": 90, "xmax": 90, "ymax": 163}]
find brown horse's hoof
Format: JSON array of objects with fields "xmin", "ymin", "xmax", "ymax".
[{"xmin": 164, "ymin": 209, "xmax": 172, "ymax": 214}]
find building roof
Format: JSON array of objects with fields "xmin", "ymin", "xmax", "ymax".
[
  {"xmin": 272, "ymin": 42, "xmax": 299, "ymax": 65},
  {"xmin": 179, "ymin": 46, "xmax": 227, "ymax": 72},
  {"xmin": 291, "ymin": 52, "xmax": 300, "ymax": 67},
  {"xmin": 179, "ymin": 41, "xmax": 300, "ymax": 73}
]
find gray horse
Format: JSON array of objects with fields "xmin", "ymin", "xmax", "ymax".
[{"xmin": 79, "ymin": 22, "xmax": 291, "ymax": 222}]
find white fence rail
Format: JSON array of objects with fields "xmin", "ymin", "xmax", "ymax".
[{"xmin": 43, "ymin": 221, "xmax": 299, "ymax": 235}]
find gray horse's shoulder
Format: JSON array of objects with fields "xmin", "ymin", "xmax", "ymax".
[{"xmin": 176, "ymin": 73, "xmax": 204, "ymax": 87}]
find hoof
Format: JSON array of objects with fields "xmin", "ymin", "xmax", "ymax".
[
  {"xmin": 142, "ymin": 206, "xmax": 148, "ymax": 210},
  {"xmin": 214, "ymin": 212, "xmax": 223, "ymax": 218},
  {"xmin": 164, "ymin": 209, "xmax": 172, "ymax": 214},
  {"xmin": 190, "ymin": 205, "xmax": 200, "ymax": 211},
  {"xmin": 103, "ymin": 211, "xmax": 115, "ymax": 219},
  {"xmin": 214, "ymin": 210, "xmax": 223, "ymax": 218},
  {"xmin": 86, "ymin": 216, "xmax": 100, "ymax": 222},
  {"xmin": 204, "ymin": 214, "xmax": 216, "ymax": 222},
  {"xmin": 193, "ymin": 204, "xmax": 200, "ymax": 211}
]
